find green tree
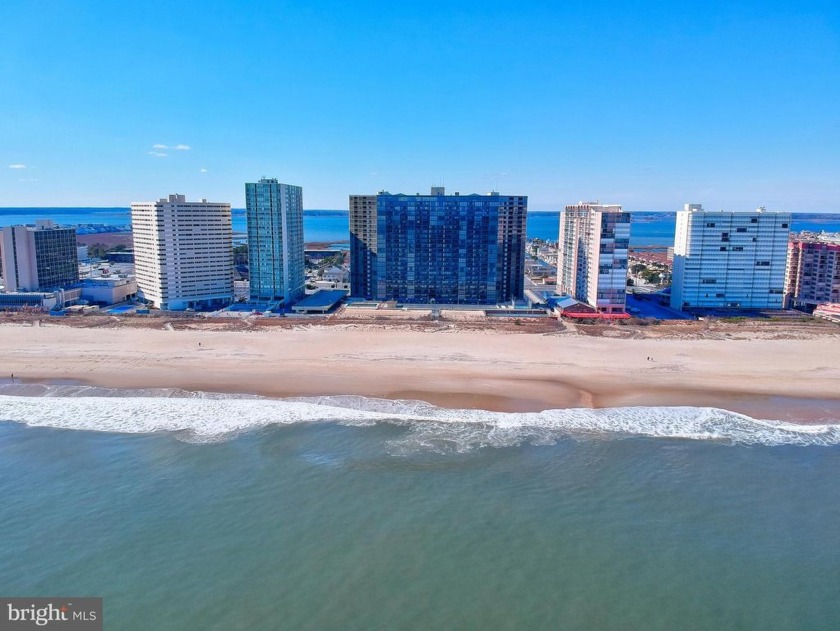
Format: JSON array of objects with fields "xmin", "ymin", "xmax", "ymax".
[
  {"xmin": 233, "ymin": 245, "xmax": 249, "ymax": 265},
  {"xmin": 641, "ymin": 270, "xmax": 661, "ymax": 284},
  {"xmin": 86, "ymin": 243, "xmax": 109, "ymax": 259}
]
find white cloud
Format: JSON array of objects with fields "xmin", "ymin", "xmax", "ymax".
[
  {"xmin": 200, "ymin": 168, "xmax": 208, "ymax": 173},
  {"xmin": 18, "ymin": 177, "xmax": 38, "ymax": 182},
  {"xmin": 8, "ymin": 164, "xmax": 26, "ymax": 169},
  {"xmin": 148, "ymin": 151, "xmax": 168, "ymax": 158},
  {"xmin": 152, "ymin": 143, "xmax": 191, "ymax": 151}
]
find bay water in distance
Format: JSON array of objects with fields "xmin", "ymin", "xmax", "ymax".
[
  {"xmin": 1, "ymin": 387, "xmax": 839, "ymax": 630},
  {"xmin": 2, "ymin": 208, "xmax": 839, "ymax": 246}
]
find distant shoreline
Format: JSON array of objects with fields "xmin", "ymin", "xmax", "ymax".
[{"xmin": 3, "ymin": 207, "xmax": 840, "ymax": 215}]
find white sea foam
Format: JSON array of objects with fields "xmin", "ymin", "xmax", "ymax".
[{"xmin": 0, "ymin": 387, "xmax": 838, "ymax": 449}]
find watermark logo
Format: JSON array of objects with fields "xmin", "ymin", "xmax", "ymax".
[{"xmin": 0, "ymin": 598, "xmax": 101, "ymax": 630}]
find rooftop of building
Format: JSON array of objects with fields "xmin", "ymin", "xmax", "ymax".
[
  {"xmin": 80, "ymin": 276, "xmax": 135, "ymax": 287},
  {"xmin": 682, "ymin": 203, "xmax": 789, "ymax": 214},
  {"xmin": 0, "ymin": 290, "xmax": 64, "ymax": 298},
  {"xmin": 790, "ymin": 231, "xmax": 840, "ymax": 245},
  {"xmin": 131, "ymin": 194, "xmax": 229, "ymax": 206},
  {"xmin": 1, "ymin": 219, "xmax": 75, "ymax": 231},
  {"xmin": 289, "ymin": 290, "xmax": 348, "ymax": 314},
  {"xmin": 564, "ymin": 201, "xmax": 623, "ymax": 210},
  {"xmin": 361, "ymin": 187, "xmax": 524, "ymax": 198},
  {"xmin": 293, "ymin": 289, "xmax": 349, "ymax": 309}
]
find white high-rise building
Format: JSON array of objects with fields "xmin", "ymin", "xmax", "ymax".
[
  {"xmin": 557, "ymin": 202, "xmax": 630, "ymax": 313},
  {"xmin": 670, "ymin": 204, "xmax": 790, "ymax": 311},
  {"xmin": 245, "ymin": 178, "xmax": 305, "ymax": 305},
  {"xmin": 131, "ymin": 194, "xmax": 233, "ymax": 310}
]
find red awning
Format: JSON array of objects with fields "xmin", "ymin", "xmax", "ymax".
[{"xmin": 561, "ymin": 311, "xmax": 631, "ymax": 319}]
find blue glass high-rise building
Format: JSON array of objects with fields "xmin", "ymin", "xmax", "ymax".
[
  {"xmin": 0, "ymin": 220, "xmax": 79, "ymax": 292},
  {"xmin": 245, "ymin": 178, "xmax": 305, "ymax": 305},
  {"xmin": 350, "ymin": 188, "xmax": 527, "ymax": 304}
]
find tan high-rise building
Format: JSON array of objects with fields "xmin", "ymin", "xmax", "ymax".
[
  {"xmin": 349, "ymin": 195, "xmax": 378, "ymax": 298},
  {"xmin": 131, "ymin": 194, "xmax": 233, "ymax": 310},
  {"xmin": 557, "ymin": 202, "xmax": 630, "ymax": 313}
]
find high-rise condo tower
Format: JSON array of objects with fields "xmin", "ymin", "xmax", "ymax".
[
  {"xmin": 0, "ymin": 220, "xmax": 79, "ymax": 292},
  {"xmin": 349, "ymin": 187, "xmax": 527, "ymax": 304},
  {"xmin": 245, "ymin": 178, "xmax": 305, "ymax": 305},
  {"xmin": 557, "ymin": 202, "xmax": 630, "ymax": 314},
  {"xmin": 131, "ymin": 194, "xmax": 233, "ymax": 310},
  {"xmin": 670, "ymin": 204, "xmax": 790, "ymax": 310}
]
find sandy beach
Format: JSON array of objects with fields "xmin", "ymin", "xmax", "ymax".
[{"xmin": 2, "ymin": 319, "xmax": 839, "ymax": 421}]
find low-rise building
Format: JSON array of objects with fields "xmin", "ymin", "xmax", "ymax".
[
  {"xmin": 79, "ymin": 277, "xmax": 138, "ymax": 306},
  {"xmin": 0, "ymin": 288, "xmax": 82, "ymax": 311},
  {"xmin": 322, "ymin": 266, "xmax": 349, "ymax": 284},
  {"xmin": 291, "ymin": 289, "xmax": 348, "ymax": 314},
  {"xmin": 813, "ymin": 302, "xmax": 840, "ymax": 324},
  {"xmin": 107, "ymin": 250, "xmax": 135, "ymax": 263}
]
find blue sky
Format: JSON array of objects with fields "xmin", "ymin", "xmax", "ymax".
[{"xmin": 1, "ymin": 0, "xmax": 838, "ymax": 211}]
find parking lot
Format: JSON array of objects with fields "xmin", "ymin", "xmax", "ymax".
[{"xmin": 626, "ymin": 292, "xmax": 694, "ymax": 320}]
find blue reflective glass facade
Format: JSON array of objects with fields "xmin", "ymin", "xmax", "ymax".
[
  {"xmin": 350, "ymin": 191, "xmax": 527, "ymax": 304},
  {"xmin": 245, "ymin": 179, "xmax": 305, "ymax": 304},
  {"xmin": 32, "ymin": 228, "xmax": 79, "ymax": 290}
]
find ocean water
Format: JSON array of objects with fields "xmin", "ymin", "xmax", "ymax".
[
  {"xmin": 2, "ymin": 208, "xmax": 839, "ymax": 247},
  {"xmin": 1, "ymin": 387, "xmax": 839, "ymax": 630}
]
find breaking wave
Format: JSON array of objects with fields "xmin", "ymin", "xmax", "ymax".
[{"xmin": 0, "ymin": 385, "xmax": 838, "ymax": 450}]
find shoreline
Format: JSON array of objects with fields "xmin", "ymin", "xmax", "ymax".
[
  {"xmin": 2, "ymin": 380, "xmax": 838, "ymax": 424},
  {"xmin": 2, "ymin": 322, "xmax": 839, "ymax": 423}
]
